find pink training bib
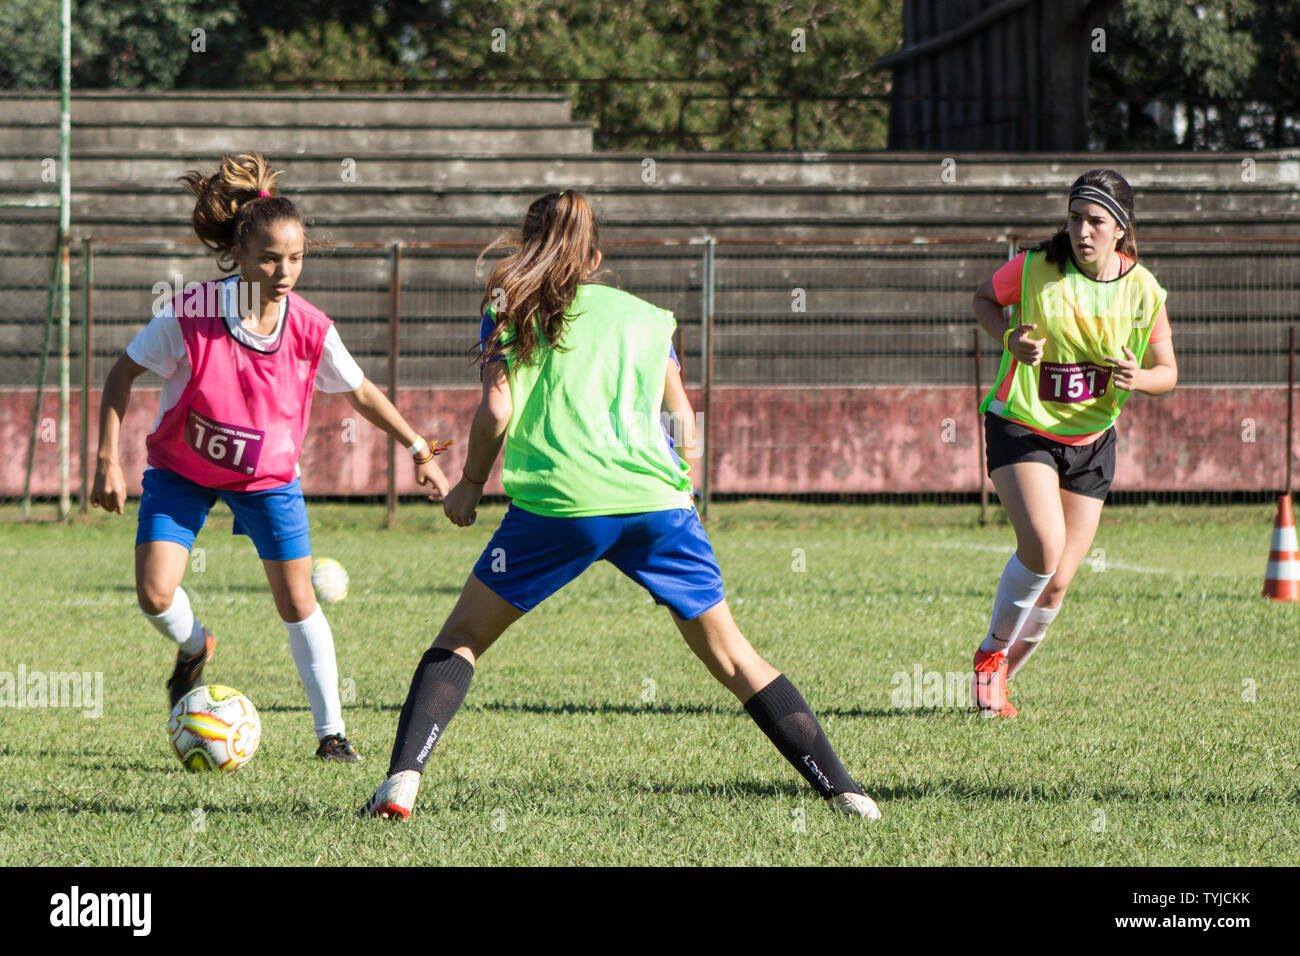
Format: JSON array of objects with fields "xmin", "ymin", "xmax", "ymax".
[{"xmin": 145, "ymin": 281, "xmax": 331, "ymax": 491}]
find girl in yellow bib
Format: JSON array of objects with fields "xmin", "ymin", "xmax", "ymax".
[{"xmin": 971, "ymin": 169, "xmax": 1178, "ymax": 717}]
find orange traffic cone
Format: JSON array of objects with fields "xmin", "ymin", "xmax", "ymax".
[{"xmin": 1263, "ymin": 494, "xmax": 1300, "ymax": 601}]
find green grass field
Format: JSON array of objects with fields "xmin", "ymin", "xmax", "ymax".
[{"xmin": 1, "ymin": 501, "xmax": 1297, "ymax": 866}]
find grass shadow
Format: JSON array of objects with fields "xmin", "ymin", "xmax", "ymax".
[
  {"xmin": 110, "ymin": 582, "xmax": 466, "ymax": 597},
  {"xmin": 860, "ymin": 780, "xmax": 1300, "ymax": 806},
  {"xmin": 7, "ymin": 795, "xmax": 335, "ymax": 817},
  {"xmin": 308, "ymin": 699, "xmax": 913, "ymax": 719}
]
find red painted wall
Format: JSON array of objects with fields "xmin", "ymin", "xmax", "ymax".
[{"xmin": 0, "ymin": 385, "xmax": 1285, "ymax": 498}]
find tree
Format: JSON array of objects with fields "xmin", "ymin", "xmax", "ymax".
[
  {"xmin": 238, "ymin": 1, "xmax": 902, "ymax": 151},
  {"xmin": 1087, "ymin": 0, "xmax": 1300, "ymax": 149},
  {"xmin": 1246, "ymin": 0, "xmax": 1300, "ymax": 146},
  {"xmin": 0, "ymin": 0, "xmax": 239, "ymax": 90},
  {"xmin": 239, "ymin": 20, "xmax": 401, "ymax": 89},
  {"xmin": 1, "ymin": 0, "xmax": 903, "ymax": 151}
]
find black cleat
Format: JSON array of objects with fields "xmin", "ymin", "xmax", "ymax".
[
  {"xmin": 166, "ymin": 629, "xmax": 216, "ymax": 708},
  {"xmin": 316, "ymin": 733, "xmax": 363, "ymax": 763}
]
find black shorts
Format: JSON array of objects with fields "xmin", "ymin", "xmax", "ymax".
[{"xmin": 983, "ymin": 412, "xmax": 1116, "ymax": 500}]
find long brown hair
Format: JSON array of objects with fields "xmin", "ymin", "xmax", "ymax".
[
  {"xmin": 1033, "ymin": 168, "xmax": 1138, "ymax": 270},
  {"xmin": 475, "ymin": 190, "xmax": 606, "ymax": 368},
  {"xmin": 179, "ymin": 152, "xmax": 303, "ymax": 271}
]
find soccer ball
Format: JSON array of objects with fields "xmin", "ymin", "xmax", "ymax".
[
  {"xmin": 312, "ymin": 557, "xmax": 349, "ymax": 605},
  {"xmin": 168, "ymin": 684, "xmax": 262, "ymax": 772}
]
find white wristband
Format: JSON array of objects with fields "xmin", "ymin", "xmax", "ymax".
[{"xmin": 408, "ymin": 437, "xmax": 429, "ymax": 459}]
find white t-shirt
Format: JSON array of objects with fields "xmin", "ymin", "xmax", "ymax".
[{"xmin": 127, "ymin": 275, "xmax": 365, "ymax": 429}]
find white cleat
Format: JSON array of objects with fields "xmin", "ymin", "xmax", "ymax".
[
  {"xmin": 831, "ymin": 791, "xmax": 882, "ymax": 820},
  {"xmin": 358, "ymin": 770, "xmax": 421, "ymax": 820}
]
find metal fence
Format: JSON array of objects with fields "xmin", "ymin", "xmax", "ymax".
[{"xmin": 4, "ymin": 235, "xmax": 1300, "ymax": 518}]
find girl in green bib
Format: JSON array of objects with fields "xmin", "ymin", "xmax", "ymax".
[
  {"xmin": 971, "ymin": 169, "xmax": 1178, "ymax": 717},
  {"xmin": 361, "ymin": 191, "xmax": 881, "ymax": 820}
]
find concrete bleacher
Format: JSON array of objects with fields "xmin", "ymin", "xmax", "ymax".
[{"xmin": 2, "ymin": 91, "xmax": 1299, "ymax": 389}]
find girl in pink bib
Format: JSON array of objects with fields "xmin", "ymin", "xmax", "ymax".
[
  {"xmin": 144, "ymin": 280, "xmax": 334, "ymax": 491},
  {"xmin": 91, "ymin": 152, "xmax": 451, "ymax": 762}
]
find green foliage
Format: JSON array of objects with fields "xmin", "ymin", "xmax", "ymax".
[
  {"xmin": 6, "ymin": 1, "xmax": 1296, "ymax": 151},
  {"xmin": 0, "ymin": 0, "xmax": 239, "ymax": 90},
  {"xmin": 1246, "ymin": 0, "xmax": 1300, "ymax": 119},
  {"xmin": 1, "ymin": 0, "xmax": 898, "ymax": 148},
  {"xmin": 0, "ymin": 0, "xmax": 63, "ymax": 89},
  {"xmin": 240, "ymin": 20, "xmax": 402, "ymax": 89},
  {"xmin": 1090, "ymin": 0, "xmax": 1299, "ymax": 149},
  {"xmin": 237, "ymin": 0, "xmax": 902, "ymax": 150}
]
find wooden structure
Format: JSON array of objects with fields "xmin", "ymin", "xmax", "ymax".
[{"xmin": 876, "ymin": 0, "xmax": 1121, "ymax": 150}]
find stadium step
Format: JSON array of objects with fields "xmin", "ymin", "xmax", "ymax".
[
  {"xmin": 0, "ymin": 91, "xmax": 575, "ymax": 127},
  {"xmin": 3, "ymin": 180, "xmax": 1298, "ymax": 219},
  {"xmin": 0, "ymin": 122, "xmax": 595, "ymax": 156},
  {"xmin": 2, "ymin": 209, "xmax": 1298, "ymax": 254},
  {"xmin": 1, "ymin": 144, "xmax": 1295, "ymax": 192}
]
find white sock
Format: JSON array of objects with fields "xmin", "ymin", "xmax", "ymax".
[
  {"xmin": 1007, "ymin": 604, "xmax": 1059, "ymax": 679},
  {"xmin": 979, "ymin": 554, "xmax": 1054, "ymax": 653},
  {"xmin": 284, "ymin": 604, "xmax": 345, "ymax": 740},
  {"xmin": 140, "ymin": 586, "xmax": 207, "ymax": 656}
]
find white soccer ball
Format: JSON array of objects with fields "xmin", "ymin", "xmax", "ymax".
[
  {"xmin": 312, "ymin": 557, "xmax": 349, "ymax": 605},
  {"xmin": 168, "ymin": 684, "xmax": 261, "ymax": 772}
]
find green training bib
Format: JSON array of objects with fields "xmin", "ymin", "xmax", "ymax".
[
  {"xmin": 500, "ymin": 284, "xmax": 694, "ymax": 517},
  {"xmin": 981, "ymin": 250, "xmax": 1166, "ymax": 435}
]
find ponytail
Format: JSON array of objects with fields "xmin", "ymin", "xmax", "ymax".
[
  {"xmin": 474, "ymin": 190, "xmax": 605, "ymax": 369},
  {"xmin": 179, "ymin": 152, "xmax": 304, "ymax": 271}
]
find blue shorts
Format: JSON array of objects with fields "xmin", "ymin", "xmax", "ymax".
[
  {"xmin": 136, "ymin": 468, "xmax": 312, "ymax": 561},
  {"xmin": 472, "ymin": 505, "xmax": 725, "ymax": 620}
]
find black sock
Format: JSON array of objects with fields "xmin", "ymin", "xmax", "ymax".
[
  {"xmin": 387, "ymin": 647, "xmax": 475, "ymax": 776},
  {"xmin": 743, "ymin": 674, "xmax": 860, "ymax": 798}
]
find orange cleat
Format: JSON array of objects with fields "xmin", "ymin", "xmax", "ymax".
[{"xmin": 972, "ymin": 649, "xmax": 1018, "ymax": 718}]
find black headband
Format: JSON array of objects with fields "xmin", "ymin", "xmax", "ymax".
[{"xmin": 1068, "ymin": 185, "xmax": 1130, "ymax": 233}]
